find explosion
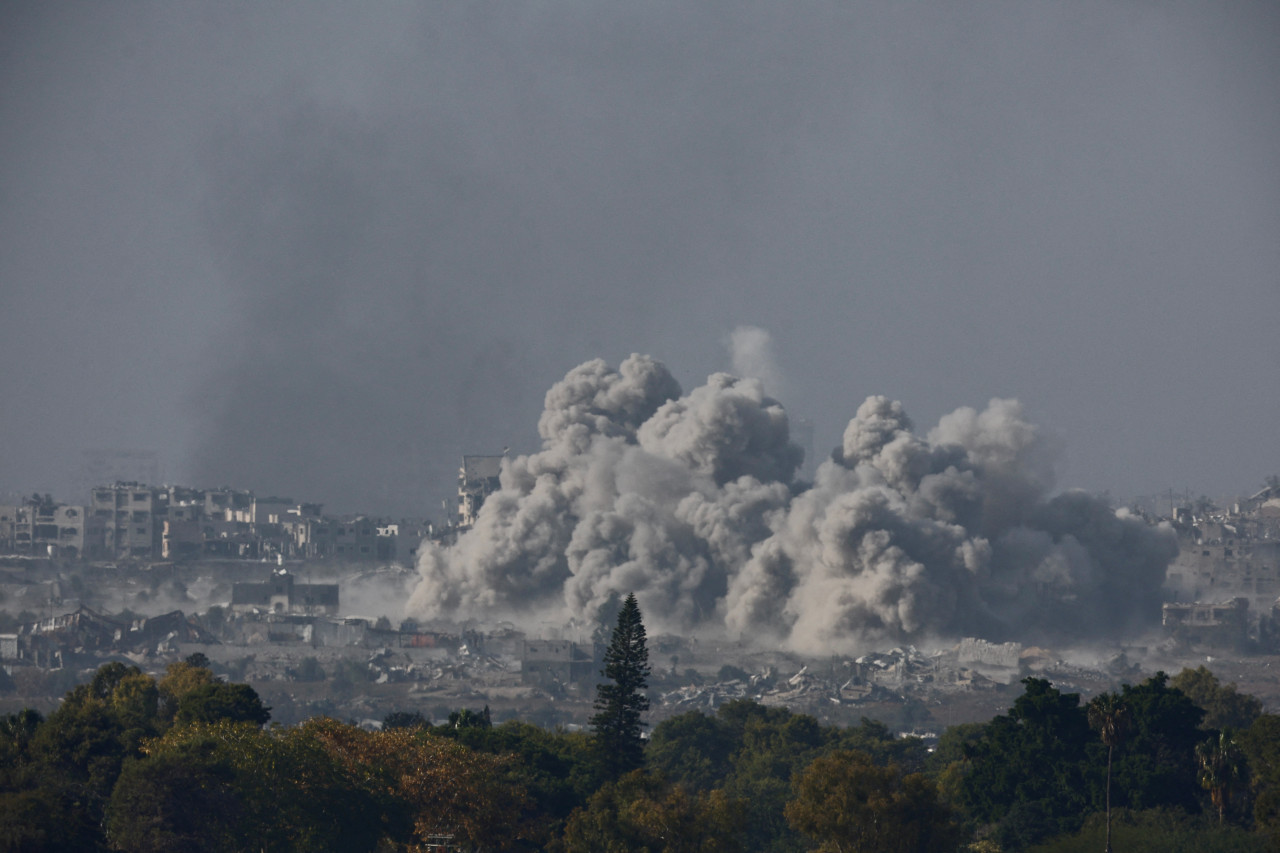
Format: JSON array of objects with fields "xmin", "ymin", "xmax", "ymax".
[{"xmin": 407, "ymin": 354, "xmax": 1175, "ymax": 654}]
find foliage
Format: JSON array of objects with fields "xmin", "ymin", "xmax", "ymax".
[
  {"xmin": 1172, "ymin": 667, "xmax": 1263, "ymax": 731},
  {"xmin": 1027, "ymin": 807, "xmax": 1270, "ymax": 853},
  {"xmin": 125, "ymin": 720, "xmax": 388, "ymax": 852},
  {"xmin": 958, "ymin": 678, "xmax": 1093, "ymax": 847},
  {"xmin": 156, "ymin": 659, "xmax": 218, "ymax": 720},
  {"xmin": 560, "ymin": 769, "xmax": 745, "ymax": 853},
  {"xmin": 6, "ymin": 655, "xmax": 1280, "ymax": 852},
  {"xmin": 447, "ymin": 705, "xmax": 492, "ymax": 729},
  {"xmin": 0, "ymin": 786, "xmax": 99, "ymax": 852},
  {"xmin": 329, "ymin": 658, "xmax": 374, "ymax": 685},
  {"xmin": 290, "ymin": 655, "xmax": 326, "ymax": 682},
  {"xmin": 1197, "ymin": 730, "xmax": 1248, "ymax": 825},
  {"xmin": 440, "ymin": 719, "xmax": 599, "ymax": 837},
  {"xmin": 28, "ymin": 662, "xmax": 165, "ymax": 832},
  {"xmin": 306, "ymin": 718, "xmax": 535, "ymax": 850},
  {"xmin": 717, "ymin": 663, "xmax": 751, "ymax": 682},
  {"xmin": 383, "ymin": 709, "xmax": 429, "ymax": 729},
  {"xmin": 1110, "ymin": 672, "xmax": 1205, "ymax": 813},
  {"xmin": 591, "ymin": 592, "xmax": 652, "ymax": 780},
  {"xmin": 786, "ymin": 749, "xmax": 962, "ymax": 853},
  {"xmin": 1087, "ymin": 693, "xmax": 1131, "ymax": 851},
  {"xmin": 1241, "ymin": 714, "xmax": 1280, "ymax": 842},
  {"xmin": 105, "ymin": 749, "xmax": 243, "ymax": 852},
  {"xmin": 646, "ymin": 702, "xmax": 924, "ymax": 852},
  {"xmin": 173, "ymin": 682, "xmax": 270, "ymax": 726},
  {"xmin": 647, "ymin": 710, "xmax": 739, "ymax": 791}
]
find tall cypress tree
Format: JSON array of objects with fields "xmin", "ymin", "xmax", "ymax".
[{"xmin": 590, "ymin": 593, "xmax": 651, "ymax": 780}]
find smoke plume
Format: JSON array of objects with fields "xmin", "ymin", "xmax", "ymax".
[{"xmin": 407, "ymin": 355, "xmax": 1176, "ymax": 654}]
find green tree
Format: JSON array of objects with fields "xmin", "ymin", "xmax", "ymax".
[
  {"xmin": 105, "ymin": 749, "xmax": 243, "ymax": 852},
  {"xmin": 447, "ymin": 705, "xmax": 492, "ymax": 729},
  {"xmin": 1087, "ymin": 694, "xmax": 1131, "ymax": 853},
  {"xmin": 958, "ymin": 678, "xmax": 1092, "ymax": 848},
  {"xmin": 173, "ymin": 682, "xmax": 270, "ymax": 727},
  {"xmin": 1241, "ymin": 715, "xmax": 1280, "ymax": 842},
  {"xmin": 1110, "ymin": 673, "xmax": 1205, "ymax": 814},
  {"xmin": 383, "ymin": 710, "xmax": 429, "ymax": 730},
  {"xmin": 785, "ymin": 749, "xmax": 962, "ymax": 853},
  {"xmin": 157, "ymin": 658, "xmax": 219, "ymax": 721},
  {"xmin": 647, "ymin": 710, "xmax": 738, "ymax": 792},
  {"xmin": 1172, "ymin": 667, "xmax": 1263, "ymax": 731},
  {"xmin": 133, "ymin": 720, "xmax": 389, "ymax": 852},
  {"xmin": 28, "ymin": 662, "xmax": 165, "ymax": 838},
  {"xmin": 1196, "ymin": 730, "xmax": 1246, "ymax": 825},
  {"xmin": 591, "ymin": 592, "xmax": 651, "ymax": 780},
  {"xmin": 561, "ymin": 769, "xmax": 744, "ymax": 853}
]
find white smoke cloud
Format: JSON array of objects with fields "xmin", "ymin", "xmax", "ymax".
[
  {"xmin": 727, "ymin": 325, "xmax": 783, "ymax": 396},
  {"xmin": 407, "ymin": 354, "xmax": 1177, "ymax": 654}
]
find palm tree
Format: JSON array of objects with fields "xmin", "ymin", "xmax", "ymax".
[
  {"xmin": 1088, "ymin": 694, "xmax": 1130, "ymax": 853},
  {"xmin": 1197, "ymin": 730, "xmax": 1246, "ymax": 824}
]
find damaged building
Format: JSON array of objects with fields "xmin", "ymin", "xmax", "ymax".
[
  {"xmin": 1162, "ymin": 598, "xmax": 1250, "ymax": 650},
  {"xmin": 230, "ymin": 571, "xmax": 340, "ymax": 616},
  {"xmin": 1, "ymin": 605, "xmax": 217, "ymax": 667},
  {"xmin": 0, "ymin": 498, "xmax": 104, "ymax": 560},
  {"xmin": 457, "ymin": 455, "xmax": 504, "ymax": 529},
  {"xmin": 520, "ymin": 639, "xmax": 601, "ymax": 689},
  {"xmin": 1163, "ymin": 484, "xmax": 1280, "ymax": 647}
]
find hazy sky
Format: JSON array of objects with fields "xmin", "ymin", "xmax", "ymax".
[{"xmin": 2, "ymin": 1, "xmax": 1277, "ymax": 517}]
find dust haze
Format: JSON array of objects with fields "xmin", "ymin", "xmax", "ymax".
[
  {"xmin": 408, "ymin": 344, "xmax": 1178, "ymax": 654},
  {"xmin": 1, "ymin": 2, "xmax": 1277, "ymax": 518}
]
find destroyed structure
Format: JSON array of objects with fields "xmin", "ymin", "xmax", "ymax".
[
  {"xmin": 0, "ymin": 605, "xmax": 217, "ymax": 668},
  {"xmin": 456, "ymin": 455, "xmax": 504, "ymax": 529},
  {"xmin": 520, "ymin": 639, "xmax": 601, "ymax": 690},
  {"xmin": 230, "ymin": 570, "xmax": 340, "ymax": 616},
  {"xmin": 0, "ymin": 499, "xmax": 102, "ymax": 561},
  {"xmin": 1162, "ymin": 484, "xmax": 1280, "ymax": 648}
]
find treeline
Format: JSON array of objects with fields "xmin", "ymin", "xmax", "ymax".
[{"xmin": 1, "ymin": 660, "xmax": 1279, "ymax": 851}]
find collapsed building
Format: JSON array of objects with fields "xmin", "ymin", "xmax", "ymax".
[{"xmin": 0, "ymin": 605, "xmax": 217, "ymax": 668}]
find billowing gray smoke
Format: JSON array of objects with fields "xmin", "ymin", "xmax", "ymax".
[{"xmin": 407, "ymin": 356, "xmax": 1176, "ymax": 653}]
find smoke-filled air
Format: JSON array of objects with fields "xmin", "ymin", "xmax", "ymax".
[{"xmin": 408, "ymin": 350, "xmax": 1177, "ymax": 655}]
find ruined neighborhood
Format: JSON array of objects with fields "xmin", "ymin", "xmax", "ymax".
[{"xmin": 5, "ymin": 459, "xmax": 1280, "ymax": 734}]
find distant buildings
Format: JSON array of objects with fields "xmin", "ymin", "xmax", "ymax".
[
  {"xmin": 1163, "ymin": 483, "xmax": 1280, "ymax": 648},
  {"xmin": 2, "ymin": 450, "xmax": 526, "ymax": 563},
  {"xmin": 2, "ymin": 482, "xmax": 431, "ymax": 565},
  {"xmin": 1164, "ymin": 484, "xmax": 1280, "ymax": 611},
  {"xmin": 0, "ymin": 496, "xmax": 103, "ymax": 560}
]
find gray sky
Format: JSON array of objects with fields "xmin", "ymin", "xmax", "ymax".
[{"xmin": 2, "ymin": 1, "xmax": 1277, "ymax": 517}]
